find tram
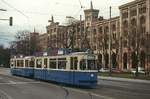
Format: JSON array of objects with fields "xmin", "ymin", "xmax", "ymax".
[
  {"xmin": 10, "ymin": 52, "xmax": 98, "ymax": 87},
  {"xmin": 10, "ymin": 56, "xmax": 34, "ymax": 77}
]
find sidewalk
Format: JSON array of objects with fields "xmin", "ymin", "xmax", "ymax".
[{"xmin": 98, "ymin": 76, "xmax": 150, "ymax": 84}]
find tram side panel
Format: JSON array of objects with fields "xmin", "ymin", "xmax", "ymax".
[
  {"xmin": 73, "ymin": 71, "xmax": 97, "ymax": 87},
  {"xmin": 45, "ymin": 57, "xmax": 72, "ymax": 84},
  {"xmin": 46, "ymin": 70, "xmax": 72, "ymax": 84}
]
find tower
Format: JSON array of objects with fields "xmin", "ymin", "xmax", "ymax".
[
  {"xmin": 83, "ymin": 1, "xmax": 99, "ymax": 50},
  {"xmin": 84, "ymin": 1, "xmax": 99, "ymax": 27}
]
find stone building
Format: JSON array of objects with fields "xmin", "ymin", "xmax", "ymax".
[
  {"xmin": 43, "ymin": 0, "xmax": 150, "ymax": 70},
  {"xmin": 37, "ymin": 33, "xmax": 48, "ymax": 52},
  {"xmin": 84, "ymin": 1, "xmax": 99, "ymax": 50},
  {"xmin": 94, "ymin": 17, "xmax": 120, "ymax": 69},
  {"xmin": 119, "ymin": 0, "xmax": 150, "ymax": 70},
  {"xmin": 46, "ymin": 16, "xmax": 67, "ymax": 49}
]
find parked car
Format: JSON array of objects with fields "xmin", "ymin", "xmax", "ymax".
[
  {"xmin": 112, "ymin": 68, "xmax": 122, "ymax": 73},
  {"xmin": 131, "ymin": 67, "xmax": 146, "ymax": 75},
  {"xmin": 99, "ymin": 68, "xmax": 109, "ymax": 72}
]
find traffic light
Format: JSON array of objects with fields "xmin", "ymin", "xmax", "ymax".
[{"xmin": 9, "ymin": 17, "xmax": 13, "ymax": 26}]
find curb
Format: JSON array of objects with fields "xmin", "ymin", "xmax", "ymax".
[{"xmin": 98, "ymin": 76, "xmax": 150, "ymax": 84}]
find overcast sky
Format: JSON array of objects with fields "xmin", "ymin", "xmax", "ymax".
[{"xmin": 0, "ymin": 0, "xmax": 134, "ymax": 47}]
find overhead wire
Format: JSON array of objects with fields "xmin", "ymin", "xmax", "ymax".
[
  {"xmin": 0, "ymin": 0, "xmax": 32, "ymax": 31},
  {"xmin": 1, "ymin": 0, "xmax": 29, "ymax": 19}
]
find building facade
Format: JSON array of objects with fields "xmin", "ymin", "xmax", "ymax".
[
  {"xmin": 46, "ymin": 16, "xmax": 67, "ymax": 49},
  {"xmin": 42, "ymin": 0, "xmax": 150, "ymax": 70},
  {"xmin": 37, "ymin": 33, "xmax": 48, "ymax": 52},
  {"xmin": 119, "ymin": 0, "xmax": 150, "ymax": 70}
]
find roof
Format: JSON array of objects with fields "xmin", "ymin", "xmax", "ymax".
[{"xmin": 119, "ymin": 0, "xmax": 146, "ymax": 9}]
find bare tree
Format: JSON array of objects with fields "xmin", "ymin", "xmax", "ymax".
[{"xmin": 10, "ymin": 30, "xmax": 39, "ymax": 56}]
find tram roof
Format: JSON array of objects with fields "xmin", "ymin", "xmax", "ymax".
[{"xmin": 11, "ymin": 52, "xmax": 96, "ymax": 59}]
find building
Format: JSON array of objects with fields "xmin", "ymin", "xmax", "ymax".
[
  {"xmin": 119, "ymin": 0, "xmax": 150, "ymax": 70},
  {"xmin": 30, "ymin": 31, "xmax": 39, "ymax": 55},
  {"xmin": 46, "ymin": 16, "xmax": 67, "ymax": 49},
  {"xmin": 37, "ymin": 33, "xmax": 48, "ymax": 52},
  {"xmin": 84, "ymin": 1, "xmax": 99, "ymax": 50},
  {"xmin": 94, "ymin": 17, "xmax": 120, "ymax": 69},
  {"xmin": 43, "ymin": 0, "xmax": 150, "ymax": 71}
]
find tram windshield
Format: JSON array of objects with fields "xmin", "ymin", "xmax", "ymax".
[
  {"xmin": 80, "ymin": 59, "xmax": 96, "ymax": 70},
  {"xmin": 87, "ymin": 60, "xmax": 96, "ymax": 70}
]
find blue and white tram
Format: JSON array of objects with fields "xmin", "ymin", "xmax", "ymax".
[
  {"xmin": 10, "ymin": 56, "xmax": 34, "ymax": 77},
  {"xmin": 10, "ymin": 52, "xmax": 98, "ymax": 87}
]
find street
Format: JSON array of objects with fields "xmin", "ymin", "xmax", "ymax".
[{"xmin": 0, "ymin": 68, "xmax": 150, "ymax": 99}]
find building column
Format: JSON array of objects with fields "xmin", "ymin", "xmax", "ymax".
[
  {"xmin": 116, "ymin": 19, "xmax": 119, "ymax": 69},
  {"xmin": 146, "ymin": 0, "xmax": 150, "ymax": 34},
  {"xmin": 102, "ymin": 23, "xmax": 105, "ymax": 68},
  {"xmin": 146, "ymin": 0, "xmax": 150, "ymax": 69},
  {"xmin": 128, "ymin": 7, "xmax": 131, "ymax": 70}
]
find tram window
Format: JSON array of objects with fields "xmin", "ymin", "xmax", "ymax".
[
  {"xmin": 80, "ymin": 59, "xmax": 86, "ymax": 70},
  {"xmin": 58, "ymin": 61, "xmax": 66, "ymax": 69},
  {"xmin": 25, "ymin": 60, "xmax": 28, "ymax": 67},
  {"xmin": 70, "ymin": 57, "xmax": 73, "ymax": 69},
  {"xmin": 17, "ymin": 60, "xmax": 19, "ymax": 67},
  {"xmin": 36, "ymin": 59, "xmax": 42, "ymax": 68},
  {"xmin": 44, "ymin": 58, "xmax": 47, "ymax": 68},
  {"xmin": 49, "ymin": 59, "xmax": 56, "ymax": 69},
  {"xmin": 15, "ymin": 60, "xmax": 16, "ymax": 67},
  {"xmin": 30, "ymin": 60, "xmax": 34, "ymax": 67},
  {"xmin": 58, "ymin": 58, "xmax": 66, "ymax": 69},
  {"xmin": 20, "ymin": 60, "xmax": 24, "ymax": 67},
  {"xmin": 17, "ymin": 60, "xmax": 23, "ymax": 67},
  {"xmin": 70, "ymin": 57, "xmax": 78, "ymax": 70},
  {"xmin": 58, "ymin": 58, "xmax": 66, "ymax": 61},
  {"xmin": 74, "ymin": 57, "xmax": 78, "ymax": 70},
  {"xmin": 10, "ymin": 61, "xmax": 14, "ymax": 67},
  {"xmin": 87, "ymin": 60, "xmax": 96, "ymax": 70}
]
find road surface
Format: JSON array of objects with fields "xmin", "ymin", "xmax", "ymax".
[{"xmin": 0, "ymin": 68, "xmax": 150, "ymax": 99}]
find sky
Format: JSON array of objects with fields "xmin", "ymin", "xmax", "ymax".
[{"xmin": 0, "ymin": 0, "xmax": 134, "ymax": 47}]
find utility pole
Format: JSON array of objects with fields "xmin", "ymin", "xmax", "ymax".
[
  {"xmin": 109, "ymin": 6, "xmax": 112, "ymax": 76},
  {"xmin": 80, "ymin": 15, "xmax": 83, "ymax": 49},
  {"xmin": 135, "ymin": 5, "xmax": 140, "ymax": 77}
]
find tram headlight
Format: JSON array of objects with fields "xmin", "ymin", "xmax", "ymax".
[{"xmin": 90, "ymin": 74, "xmax": 94, "ymax": 77}]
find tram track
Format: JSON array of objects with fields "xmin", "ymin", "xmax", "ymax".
[
  {"xmin": 60, "ymin": 86, "xmax": 69, "ymax": 99},
  {"xmin": 0, "ymin": 89, "xmax": 13, "ymax": 99},
  {"xmin": 88, "ymin": 92, "xmax": 93, "ymax": 99}
]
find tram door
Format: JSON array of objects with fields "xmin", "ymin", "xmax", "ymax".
[{"xmin": 70, "ymin": 57, "xmax": 78, "ymax": 84}]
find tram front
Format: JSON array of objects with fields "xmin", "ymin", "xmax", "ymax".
[{"xmin": 73, "ymin": 53, "xmax": 98, "ymax": 87}]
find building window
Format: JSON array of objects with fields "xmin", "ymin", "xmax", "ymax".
[
  {"xmin": 123, "ymin": 40, "xmax": 127, "ymax": 47},
  {"xmin": 98, "ymin": 27, "xmax": 102, "ymax": 33},
  {"xmin": 93, "ymin": 29, "xmax": 96, "ymax": 35},
  {"xmin": 139, "ymin": 6, "xmax": 146, "ymax": 14},
  {"xmin": 122, "ymin": 12, "xmax": 128, "ymax": 19},
  {"xmin": 104, "ymin": 26, "xmax": 109, "ymax": 33},
  {"xmin": 54, "ymin": 28, "xmax": 56, "ymax": 32},
  {"xmin": 130, "ymin": 9, "xmax": 137, "ymax": 17}
]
